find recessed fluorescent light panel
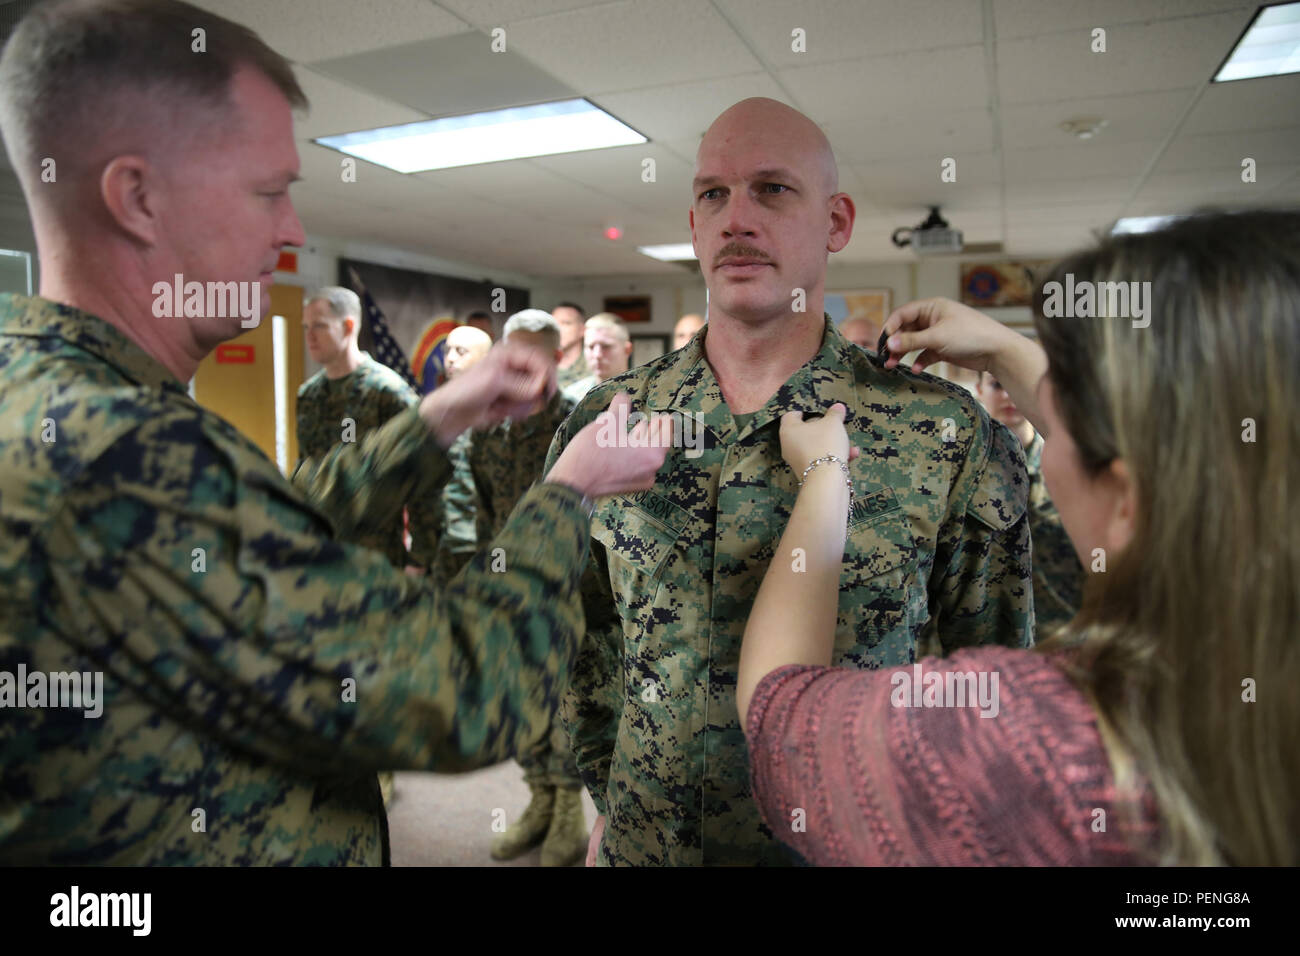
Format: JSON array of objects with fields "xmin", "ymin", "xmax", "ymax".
[
  {"xmin": 1214, "ymin": 2, "xmax": 1300, "ymax": 81},
  {"xmin": 638, "ymin": 243, "xmax": 697, "ymax": 261},
  {"xmin": 1111, "ymin": 216, "xmax": 1184, "ymax": 235},
  {"xmin": 314, "ymin": 98, "xmax": 646, "ymax": 173}
]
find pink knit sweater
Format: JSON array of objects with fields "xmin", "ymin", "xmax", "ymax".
[{"xmin": 745, "ymin": 646, "xmax": 1159, "ymax": 865}]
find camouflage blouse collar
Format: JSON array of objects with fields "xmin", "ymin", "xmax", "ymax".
[
  {"xmin": 643, "ymin": 314, "xmax": 861, "ymax": 441},
  {"xmin": 0, "ymin": 293, "xmax": 186, "ymax": 394}
]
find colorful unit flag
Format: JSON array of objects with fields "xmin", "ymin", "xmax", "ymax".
[{"xmin": 411, "ymin": 316, "xmax": 460, "ymax": 395}]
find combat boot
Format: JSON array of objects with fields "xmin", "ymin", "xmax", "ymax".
[
  {"xmin": 540, "ymin": 785, "xmax": 587, "ymax": 867},
  {"xmin": 490, "ymin": 783, "xmax": 555, "ymax": 861}
]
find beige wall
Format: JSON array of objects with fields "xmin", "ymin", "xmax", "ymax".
[{"xmin": 192, "ymin": 283, "xmax": 304, "ymax": 471}]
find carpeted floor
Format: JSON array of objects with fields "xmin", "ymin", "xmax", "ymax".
[{"xmin": 387, "ymin": 765, "xmax": 596, "ymax": 866}]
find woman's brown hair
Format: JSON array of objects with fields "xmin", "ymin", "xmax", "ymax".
[{"xmin": 1034, "ymin": 209, "xmax": 1299, "ymax": 865}]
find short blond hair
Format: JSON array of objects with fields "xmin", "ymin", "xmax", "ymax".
[{"xmin": 584, "ymin": 312, "xmax": 629, "ymax": 344}]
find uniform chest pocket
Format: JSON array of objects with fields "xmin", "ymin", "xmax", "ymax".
[
  {"xmin": 840, "ymin": 488, "xmax": 923, "ymax": 647},
  {"xmin": 592, "ymin": 496, "xmax": 685, "ymax": 582}
]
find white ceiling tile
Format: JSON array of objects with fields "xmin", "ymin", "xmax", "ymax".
[
  {"xmin": 1005, "ymin": 203, "xmax": 1124, "ymax": 226},
  {"xmin": 779, "ymin": 44, "xmax": 989, "ymax": 122},
  {"xmin": 530, "ymin": 143, "xmax": 698, "ymax": 210},
  {"xmin": 499, "ymin": 0, "xmax": 762, "ymax": 95},
  {"xmin": 823, "ymin": 109, "xmax": 995, "ymax": 165},
  {"xmin": 1004, "ymin": 177, "xmax": 1131, "ymax": 206},
  {"xmin": 1181, "ymin": 74, "xmax": 1300, "ymax": 135},
  {"xmin": 851, "ymin": 152, "xmax": 1002, "ymax": 208},
  {"xmin": 436, "ymin": 0, "xmax": 614, "ymax": 24},
  {"xmin": 309, "ymin": 33, "xmax": 574, "ymax": 116},
  {"xmin": 187, "ymin": 0, "xmax": 469, "ymax": 63},
  {"xmin": 1003, "ymin": 139, "xmax": 1159, "ymax": 181},
  {"xmin": 1002, "ymin": 224, "xmax": 1098, "ymax": 255},
  {"xmin": 1153, "ymin": 128, "xmax": 1300, "ymax": 174},
  {"xmin": 992, "ymin": 0, "xmax": 1256, "ymax": 41},
  {"xmin": 715, "ymin": 0, "xmax": 984, "ymax": 66},
  {"xmin": 296, "ymin": 144, "xmax": 442, "ymax": 211},
  {"xmin": 293, "ymin": 67, "xmax": 429, "ymax": 140},
  {"xmin": 1000, "ymin": 89, "xmax": 1195, "ymax": 149},
  {"xmin": 1130, "ymin": 163, "xmax": 1300, "ymax": 207},
  {"xmin": 997, "ymin": 11, "xmax": 1257, "ymax": 104},
  {"xmin": 593, "ymin": 74, "xmax": 791, "ymax": 142}
]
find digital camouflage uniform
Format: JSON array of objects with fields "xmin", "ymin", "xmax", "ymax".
[
  {"xmin": 544, "ymin": 317, "xmax": 1035, "ymax": 866},
  {"xmin": 468, "ymin": 390, "xmax": 580, "ymax": 788},
  {"xmin": 428, "ymin": 433, "xmax": 478, "ymax": 583},
  {"xmin": 556, "ymin": 352, "xmax": 589, "ymax": 390},
  {"xmin": 0, "ymin": 294, "xmax": 592, "ymax": 865},
  {"xmin": 1024, "ymin": 431, "xmax": 1085, "ymax": 635},
  {"xmin": 296, "ymin": 352, "xmax": 429, "ymax": 806},
  {"xmin": 296, "ymin": 352, "xmax": 424, "ymax": 568}
]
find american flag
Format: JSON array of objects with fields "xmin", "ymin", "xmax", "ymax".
[{"xmin": 347, "ymin": 266, "xmax": 419, "ymax": 391}]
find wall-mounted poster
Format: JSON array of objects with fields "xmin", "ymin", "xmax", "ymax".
[
  {"xmin": 825, "ymin": 288, "xmax": 892, "ymax": 341},
  {"xmin": 631, "ymin": 333, "xmax": 669, "ymax": 368},
  {"xmin": 604, "ymin": 295, "xmax": 651, "ymax": 323},
  {"xmin": 960, "ymin": 260, "xmax": 1056, "ymax": 308}
]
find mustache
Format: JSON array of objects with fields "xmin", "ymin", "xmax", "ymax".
[{"xmin": 713, "ymin": 242, "xmax": 773, "ymax": 268}]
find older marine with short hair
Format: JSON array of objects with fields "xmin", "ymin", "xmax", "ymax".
[
  {"xmin": 298, "ymin": 285, "xmax": 425, "ymax": 569},
  {"xmin": 469, "ymin": 310, "xmax": 588, "ymax": 866},
  {"xmin": 0, "ymin": 0, "xmax": 668, "ymax": 866}
]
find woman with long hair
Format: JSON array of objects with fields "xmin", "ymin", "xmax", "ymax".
[{"xmin": 738, "ymin": 210, "xmax": 1298, "ymax": 866}]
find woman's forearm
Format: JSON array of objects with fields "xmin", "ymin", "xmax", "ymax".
[
  {"xmin": 738, "ymin": 465, "xmax": 849, "ymax": 732},
  {"xmin": 990, "ymin": 329, "xmax": 1051, "ymax": 437}
]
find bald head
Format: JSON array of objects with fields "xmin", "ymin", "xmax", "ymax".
[
  {"xmin": 696, "ymin": 98, "xmax": 838, "ymax": 198},
  {"xmin": 689, "ymin": 97, "xmax": 855, "ymax": 327},
  {"xmin": 445, "ymin": 325, "xmax": 492, "ymax": 380}
]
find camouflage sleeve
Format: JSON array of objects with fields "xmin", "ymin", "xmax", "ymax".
[
  {"xmin": 290, "ymin": 406, "xmax": 451, "ymax": 545},
  {"xmin": 385, "ymin": 379, "xmax": 419, "ymax": 420},
  {"xmin": 56, "ymin": 409, "xmax": 592, "ymax": 776},
  {"xmin": 543, "ymin": 410, "xmax": 622, "ymax": 816},
  {"xmin": 932, "ymin": 413, "xmax": 1035, "ymax": 651},
  {"xmin": 441, "ymin": 433, "xmax": 478, "ymax": 555},
  {"xmin": 408, "ymin": 426, "xmax": 470, "ymax": 567},
  {"xmin": 467, "ymin": 435, "xmax": 498, "ymax": 546},
  {"xmin": 406, "ymin": 487, "xmax": 443, "ymax": 571},
  {"xmin": 294, "ymin": 389, "xmax": 309, "ymax": 468}
]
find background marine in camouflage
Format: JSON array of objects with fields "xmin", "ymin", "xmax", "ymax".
[
  {"xmin": 976, "ymin": 371, "xmax": 1085, "ymax": 635},
  {"xmin": 469, "ymin": 310, "xmax": 587, "ymax": 867},
  {"xmin": 298, "ymin": 286, "xmax": 431, "ymax": 571},
  {"xmin": 297, "ymin": 285, "xmax": 433, "ymax": 807},
  {"xmin": 553, "ymin": 303, "xmax": 590, "ymax": 390}
]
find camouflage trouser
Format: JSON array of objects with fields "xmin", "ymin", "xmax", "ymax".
[{"xmin": 518, "ymin": 716, "xmax": 581, "ymax": 788}]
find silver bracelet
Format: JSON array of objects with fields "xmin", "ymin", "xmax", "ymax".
[{"xmin": 798, "ymin": 455, "xmax": 854, "ymax": 518}]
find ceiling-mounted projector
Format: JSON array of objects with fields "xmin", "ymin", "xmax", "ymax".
[{"xmin": 892, "ymin": 207, "xmax": 963, "ymax": 255}]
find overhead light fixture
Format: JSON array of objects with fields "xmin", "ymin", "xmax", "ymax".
[
  {"xmin": 1111, "ymin": 215, "xmax": 1184, "ymax": 235},
  {"xmin": 637, "ymin": 243, "xmax": 697, "ymax": 261},
  {"xmin": 1214, "ymin": 2, "xmax": 1300, "ymax": 81},
  {"xmin": 314, "ymin": 98, "xmax": 646, "ymax": 173}
]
